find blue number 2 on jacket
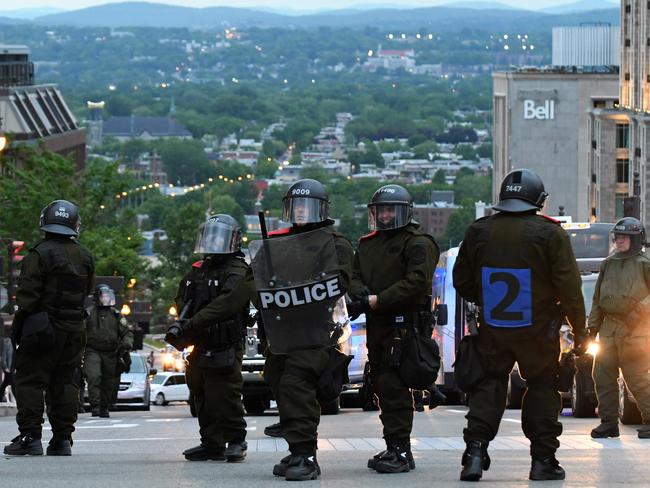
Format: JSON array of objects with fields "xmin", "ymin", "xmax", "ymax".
[{"xmin": 481, "ymin": 267, "xmax": 532, "ymax": 327}]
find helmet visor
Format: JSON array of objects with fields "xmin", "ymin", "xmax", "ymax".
[
  {"xmin": 194, "ymin": 221, "xmax": 241, "ymax": 254},
  {"xmin": 368, "ymin": 204, "xmax": 411, "ymax": 231},
  {"xmin": 282, "ymin": 197, "xmax": 329, "ymax": 224},
  {"xmin": 97, "ymin": 288, "xmax": 116, "ymax": 307}
]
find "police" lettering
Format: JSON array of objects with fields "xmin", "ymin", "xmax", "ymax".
[{"xmin": 259, "ymin": 277, "xmax": 341, "ymax": 309}]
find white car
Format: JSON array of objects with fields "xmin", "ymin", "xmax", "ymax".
[{"xmin": 150, "ymin": 372, "xmax": 190, "ymax": 406}]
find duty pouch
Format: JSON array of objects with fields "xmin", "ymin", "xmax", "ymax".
[
  {"xmin": 20, "ymin": 311, "xmax": 56, "ymax": 354},
  {"xmin": 317, "ymin": 347, "xmax": 353, "ymax": 404},
  {"xmin": 453, "ymin": 334, "xmax": 485, "ymax": 393},
  {"xmin": 195, "ymin": 347, "xmax": 236, "ymax": 374},
  {"xmin": 558, "ymin": 351, "xmax": 576, "ymax": 393},
  {"xmin": 399, "ymin": 323, "xmax": 440, "ymax": 390}
]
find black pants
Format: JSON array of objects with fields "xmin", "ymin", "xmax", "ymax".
[
  {"xmin": 464, "ymin": 326, "xmax": 562, "ymax": 459},
  {"xmin": 265, "ymin": 348, "xmax": 329, "ymax": 455},
  {"xmin": 0, "ymin": 370, "xmax": 14, "ymax": 401},
  {"xmin": 14, "ymin": 328, "xmax": 85, "ymax": 440},
  {"xmin": 185, "ymin": 348, "xmax": 246, "ymax": 449},
  {"xmin": 366, "ymin": 321, "xmax": 414, "ymax": 446}
]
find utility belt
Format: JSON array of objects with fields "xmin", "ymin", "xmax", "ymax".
[
  {"xmin": 194, "ymin": 319, "xmax": 244, "ymax": 350},
  {"xmin": 192, "ymin": 345, "xmax": 239, "ymax": 373},
  {"xmin": 375, "ymin": 308, "xmax": 434, "ymax": 336},
  {"xmin": 50, "ymin": 307, "xmax": 86, "ymax": 322}
]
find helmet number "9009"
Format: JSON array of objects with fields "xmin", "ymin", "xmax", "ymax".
[{"xmin": 291, "ymin": 189, "xmax": 310, "ymax": 196}]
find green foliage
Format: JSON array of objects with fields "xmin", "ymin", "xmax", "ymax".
[
  {"xmin": 158, "ymin": 138, "xmax": 214, "ymax": 185},
  {"xmin": 0, "ymin": 145, "xmax": 79, "ymax": 245},
  {"xmin": 255, "ymin": 157, "xmax": 279, "ymax": 179},
  {"xmin": 0, "ymin": 146, "xmax": 147, "ymax": 289},
  {"xmin": 454, "ymin": 143, "xmax": 478, "ymax": 161}
]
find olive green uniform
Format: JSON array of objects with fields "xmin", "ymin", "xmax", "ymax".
[
  {"xmin": 453, "ymin": 212, "xmax": 585, "ymax": 460},
  {"xmin": 175, "ymin": 253, "xmax": 251, "ymax": 451},
  {"xmin": 84, "ymin": 307, "xmax": 133, "ymax": 410},
  {"xmin": 13, "ymin": 236, "xmax": 95, "ymax": 441},
  {"xmin": 350, "ymin": 222, "xmax": 439, "ymax": 446},
  {"xmin": 588, "ymin": 251, "xmax": 650, "ymax": 425},
  {"xmin": 259, "ymin": 223, "xmax": 354, "ymax": 456}
]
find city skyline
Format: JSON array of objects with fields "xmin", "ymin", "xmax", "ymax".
[{"xmin": 0, "ymin": 0, "xmax": 620, "ymax": 15}]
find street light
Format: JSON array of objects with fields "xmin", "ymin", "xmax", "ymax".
[
  {"xmin": 0, "ymin": 133, "xmax": 7, "ymax": 153},
  {"xmin": 121, "ymin": 303, "xmax": 131, "ymax": 316}
]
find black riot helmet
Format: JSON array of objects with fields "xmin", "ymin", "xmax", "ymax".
[
  {"xmin": 367, "ymin": 184, "xmax": 413, "ymax": 231},
  {"xmin": 194, "ymin": 214, "xmax": 242, "ymax": 254},
  {"xmin": 94, "ymin": 284, "xmax": 116, "ymax": 308},
  {"xmin": 39, "ymin": 200, "xmax": 81, "ymax": 236},
  {"xmin": 282, "ymin": 179, "xmax": 330, "ymax": 225},
  {"xmin": 493, "ymin": 169, "xmax": 548, "ymax": 213},
  {"xmin": 612, "ymin": 217, "xmax": 646, "ymax": 256}
]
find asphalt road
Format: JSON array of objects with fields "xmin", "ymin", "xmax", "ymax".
[{"xmin": 1, "ymin": 403, "xmax": 649, "ymax": 487}]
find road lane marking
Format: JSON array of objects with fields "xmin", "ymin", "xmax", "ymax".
[{"xmin": 145, "ymin": 419, "xmax": 183, "ymax": 422}]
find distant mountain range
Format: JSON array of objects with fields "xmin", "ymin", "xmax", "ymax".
[
  {"xmin": 0, "ymin": 7, "xmax": 66, "ymax": 19},
  {"xmin": 541, "ymin": 0, "xmax": 618, "ymax": 14},
  {"xmin": 12, "ymin": 1, "xmax": 619, "ymax": 30}
]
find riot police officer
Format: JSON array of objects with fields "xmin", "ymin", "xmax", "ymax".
[
  {"xmin": 588, "ymin": 217, "xmax": 650, "ymax": 439},
  {"xmin": 453, "ymin": 169, "xmax": 586, "ymax": 481},
  {"xmin": 84, "ymin": 285, "xmax": 133, "ymax": 418},
  {"xmin": 167, "ymin": 214, "xmax": 251, "ymax": 463},
  {"xmin": 348, "ymin": 184, "xmax": 439, "ymax": 474},
  {"xmin": 252, "ymin": 179, "xmax": 354, "ymax": 481},
  {"xmin": 4, "ymin": 200, "xmax": 95, "ymax": 457}
]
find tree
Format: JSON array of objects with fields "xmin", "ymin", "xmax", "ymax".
[
  {"xmin": 158, "ymin": 138, "xmax": 214, "ymax": 185},
  {"xmin": 433, "ymin": 169, "xmax": 447, "ymax": 186},
  {"xmin": 477, "ymin": 142, "xmax": 493, "ymax": 159},
  {"xmin": 454, "ymin": 143, "xmax": 478, "ymax": 161},
  {"xmin": 256, "ymin": 157, "xmax": 279, "ymax": 179}
]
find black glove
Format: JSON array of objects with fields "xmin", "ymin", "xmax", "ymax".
[
  {"xmin": 347, "ymin": 295, "xmax": 370, "ymax": 321},
  {"xmin": 573, "ymin": 330, "xmax": 591, "ymax": 356},
  {"xmin": 165, "ymin": 320, "xmax": 191, "ymax": 351}
]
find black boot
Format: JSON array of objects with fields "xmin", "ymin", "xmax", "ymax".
[
  {"xmin": 3, "ymin": 434, "xmax": 43, "ymax": 456},
  {"xmin": 428, "ymin": 387, "xmax": 447, "ymax": 410},
  {"xmin": 264, "ymin": 422, "xmax": 283, "ymax": 438},
  {"xmin": 273, "ymin": 454, "xmax": 293, "ymax": 476},
  {"xmin": 460, "ymin": 440, "xmax": 490, "ymax": 482},
  {"xmin": 284, "ymin": 454, "xmax": 320, "ymax": 481},
  {"xmin": 99, "ymin": 407, "xmax": 110, "ymax": 418},
  {"xmin": 638, "ymin": 424, "xmax": 650, "ymax": 439},
  {"xmin": 372, "ymin": 445, "xmax": 413, "ymax": 473},
  {"xmin": 368, "ymin": 446, "xmax": 415, "ymax": 471},
  {"xmin": 91, "ymin": 406, "xmax": 100, "ymax": 417},
  {"xmin": 529, "ymin": 456, "xmax": 565, "ymax": 481},
  {"xmin": 590, "ymin": 422, "xmax": 619, "ymax": 438},
  {"xmin": 224, "ymin": 441, "xmax": 247, "ymax": 462},
  {"xmin": 183, "ymin": 444, "xmax": 225, "ymax": 461},
  {"xmin": 47, "ymin": 438, "xmax": 72, "ymax": 456}
]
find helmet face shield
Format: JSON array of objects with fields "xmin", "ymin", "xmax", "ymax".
[
  {"xmin": 96, "ymin": 287, "xmax": 116, "ymax": 307},
  {"xmin": 282, "ymin": 197, "xmax": 329, "ymax": 224},
  {"xmin": 368, "ymin": 204, "xmax": 412, "ymax": 231},
  {"xmin": 194, "ymin": 220, "xmax": 241, "ymax": 254}
]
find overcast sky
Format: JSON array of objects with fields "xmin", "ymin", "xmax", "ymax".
[{"xmin": 0, "ymin": 0, "xmax": 620, "ymax": 13}]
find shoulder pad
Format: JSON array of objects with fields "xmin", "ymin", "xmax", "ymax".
[
  {"xmin": 540, "ymin": 214, "xmax": 560, "ymax": 225},
  {"xmin": 359, "ymin": 231, "xmax": 378, "ymax": 242},
  {"xmin": 192, "ymin": 260, "xmax": 204, "ymax": 268},
  {"xmin": 268, "ymin": 227, "xmax": 291, "ymax": 237},
  {"xmin": 475, "ymin": 215, "xmax": 490, "ymax": 223}
]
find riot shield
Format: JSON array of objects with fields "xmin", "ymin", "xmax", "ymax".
[{"xmin": 249, "ymin": 228, "xmax": 344, "ymax": 354}]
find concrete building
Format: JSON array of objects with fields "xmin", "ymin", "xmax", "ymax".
[
  {"xmin": 587, "ymin": 0, "xmax": 650, "ymax": 226},
  {"xmin": 553, "ymin": 25, "xmax": 620, "ymax": 67},
  {"xmin": 0, "ymin": 45, "xmax": 33, "ymax": 87},
  {"xmin": 0, "ymin": 45, "xmax": 86, "ymax": 169},
  {"xmin": 493, "ymin": 67, "xmax": 618, "ymax": 220}
]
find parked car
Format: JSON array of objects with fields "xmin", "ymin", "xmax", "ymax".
[
  {"xmin": 116, "ymin": 352, "xmax": 152, "ymax": 411},
  {"xmin": 150, "ymin": 372, "xmax": 190, "ymax": 406}
]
